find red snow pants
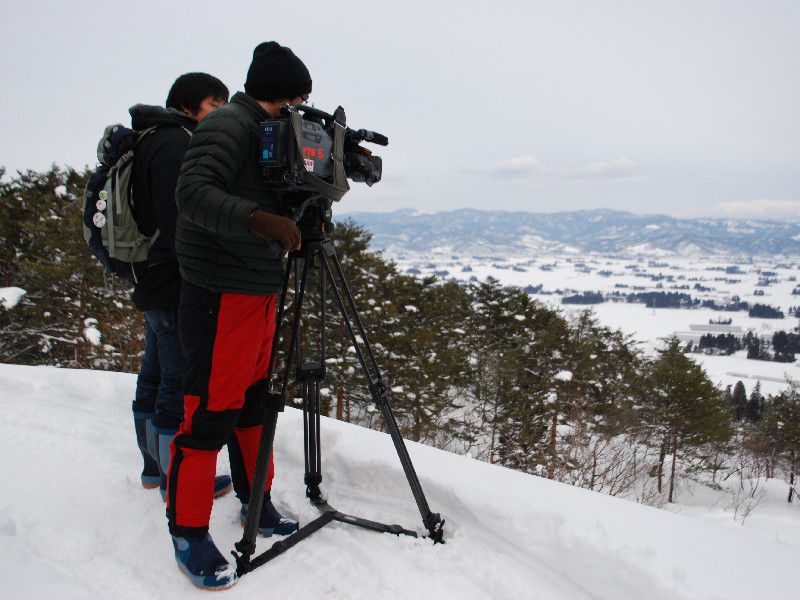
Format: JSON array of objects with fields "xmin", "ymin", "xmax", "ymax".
[{"xmin": 167, "ymin": 279, "xmax": 278, "ymax": 537}]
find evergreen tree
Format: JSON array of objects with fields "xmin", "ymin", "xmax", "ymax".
[
  {"xmin": 546, "ymin": 310, "xmax": 643, "ymax": 483},
  {"xmin": 296, "ymin": 218, "xmax": 391, "ymax": 421},
  {"xmin": 731, "ymin": 381, "xmax": 748, "ymax": 421},
  {"xmin": 761, "ymin": 385, "xmax": 800, "ymax": 502},
  {"xmin": 0, "ymin": 166, "xmax": 142, "ymax": 369},
  {"xmin": 468, "ymin": 278, "xmax": 563, "ymax": 471},
  {"xmin": 642, "ymin": 337, "xmax": 733, "ymax": 502},
  {"xmin": 309, "ymin": 219, "xmax": 474, "ymax": 448},
  {"xmin": 379, "ymin": 274, "xmax": 473, "ymax": 445},
  {"xmin": 722, "ymin": 384, "xmax": 733, "ymax": 409},
  {"xmin": 745, "ymin": 382, "xmax": 763, "ymax": 422}
]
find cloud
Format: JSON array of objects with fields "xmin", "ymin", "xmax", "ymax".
[
  {"xmin": 561, "ymin": 156, "xmax": 646, "ymax": 181},
  {"xmin": 483, "ymin": 154, "xmax": 646, "ymax": 183},
  {"xmin": 484, "ymin": 154, "xmax": 542, "ymax": 178},
  {"xmin": 715, "ymin": 198, "xmax": 800, "ymax": 221},
  {"xmin": 500, "ymin": 155, "xmax": 541, "ymax": 170}
]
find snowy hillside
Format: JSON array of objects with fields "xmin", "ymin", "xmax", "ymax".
[{"xmin": 0, "ymin": 364, "xmax": 798, "ymax": 600}]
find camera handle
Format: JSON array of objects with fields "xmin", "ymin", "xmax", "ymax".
[
  {"xmin": 286, "ymin": 197, "xmax": 318, "ymax": 224},
  {"xmin": 281, "ymin": 103, "xmax": 343, "ymax": 126},
  {"xmin": 280, "ymin": 103, "xmax": 389, "ymax": 147}
]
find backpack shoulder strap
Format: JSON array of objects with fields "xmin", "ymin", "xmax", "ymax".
[
  {"xmin": 133, "ymin": 123, "xmax": 192, "ymax": 147},
  {"xmin": 134, "ymin": 126, "xmax": 159, "ymax": 147}
]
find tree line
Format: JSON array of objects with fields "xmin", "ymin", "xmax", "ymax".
[
  {"xmin": 564, "ymin": 289, "xmax": 787, "ymax": 319},
  {"xmin": 2, "ymin": 166, "xmax": 799, "ymax": 510},
  {"xmin": 693, "ymin": 330, "xmax": 800, "ymax": 363}
]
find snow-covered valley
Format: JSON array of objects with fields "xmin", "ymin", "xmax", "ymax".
[{"xmin": 391, "ymin": 251, "xmax": 800, "ymax": 396}]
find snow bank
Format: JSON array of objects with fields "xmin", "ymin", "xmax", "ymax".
[
  {"xmin": 83, "ymin": 318, "xmax": 101, "ymax": 346},
  {"xmin": 0, "ymin": 287, "xmax": 26, "ymax": 309},
  {"xmin": 0, "ymin": 364, "xmax": 798, "ymax": 599}
]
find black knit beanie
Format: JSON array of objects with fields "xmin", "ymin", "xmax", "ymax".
[{"xmin": 244, "ymin": 42, "xmax": 312, "ymax": 101}]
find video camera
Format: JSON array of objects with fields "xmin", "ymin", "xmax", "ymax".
[{"xmin": 259, "ymin": 104, "xmax": 387, "ymax": 206}]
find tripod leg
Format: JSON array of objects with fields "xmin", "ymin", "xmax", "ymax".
[
  {"xmin": 279, "ymin": 256, "xmax": 312, "ymax": 399},
  {"xmin": 236, "ymin": 254, "xmax": 306, "ymax": 561},
  {"xmin": 302, "ymin": 376, "xmax": 324, "ymax": 503},
  {"xmin": 320, "ymin": 249, "xmax": 444, "ymax": 542},
  {"xmin": 235, "ymin": 405, "xmax": 281, "ymax": 561},
  {"xmin": 302, "ymin": 249, "xmax": 326, "ymax": 503}
]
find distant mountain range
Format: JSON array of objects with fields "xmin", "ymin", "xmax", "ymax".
[{"xmin": 340, "ymin": 208, "xmax": 800, "ymax": 257}]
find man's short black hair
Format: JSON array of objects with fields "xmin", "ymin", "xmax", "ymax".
[{"xmin": 166, "ymin": 73, "xmax": 229, "ymax": 114}]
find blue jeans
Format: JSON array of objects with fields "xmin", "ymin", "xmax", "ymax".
[{"xmin": 132, "ymin": 308, "xmax": 184, "ymax": 430}]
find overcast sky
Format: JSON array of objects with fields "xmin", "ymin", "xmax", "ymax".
[{"xmin": 1, "ymin": 1, "xmax": 798, "ymax": 220}]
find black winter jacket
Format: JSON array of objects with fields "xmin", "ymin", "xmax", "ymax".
[
  {"xmin": 129, "ymin": 105, "xmax": 196, "ymax": 311},
  {"xmin": 174, "ymin": 92, "xmax": 285, "ymax": 295}
]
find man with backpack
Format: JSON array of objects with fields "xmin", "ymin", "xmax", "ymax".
[
  {"xmin": 165, "ymin": 42, "xmax": 309, "ymax": 590},
  {"xmin": 129, "ymin": 73, "xmax": 234, "ymax": 504}
]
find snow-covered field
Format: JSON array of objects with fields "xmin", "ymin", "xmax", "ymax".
[
  {"xmin": 393, "ymin": 253, "xmax": 800, "ymax": 395},
  {"xmin": 1, "ymin": 364, "xmax": 798, "ymax": 600}
]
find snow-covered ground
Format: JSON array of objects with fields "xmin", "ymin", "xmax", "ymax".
[
  {"xmin": 577, "ymin": 303, "xmax": 800, "ymax": 395},
  {"xmin": 1, "ymin": 364, "xmax": 798, "ymax": 599},
  {"xmin": 393, "ymin": 253, "xmax": 800, "ymax": 394}
]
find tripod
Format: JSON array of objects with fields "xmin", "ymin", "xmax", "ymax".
[{"xmin": 232, "ymin": 201, "xmax": 445, "ymax": 577}]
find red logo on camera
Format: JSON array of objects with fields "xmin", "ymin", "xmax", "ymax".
[{"xmin": 302, "ymin": 147, "xmax": 324, "ymax": 160}]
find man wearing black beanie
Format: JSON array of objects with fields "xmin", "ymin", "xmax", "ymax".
[
  {"xmin": 245, "ymin": 41, "xmax": 312, "ymax": 102},
  {"xmin": 166, "ymin": 42, "xmax": 312, "ymax": 590}
]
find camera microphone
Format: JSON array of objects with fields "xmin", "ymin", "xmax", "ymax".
[{"xmin": 348, "ymin": 129, "xmax": 389, "ymax": 146}]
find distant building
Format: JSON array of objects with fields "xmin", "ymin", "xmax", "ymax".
[{"xmin": 674, "ymin": 323, "xmax": 745, "ymax": 344}]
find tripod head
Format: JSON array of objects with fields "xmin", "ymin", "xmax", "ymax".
[{"xmin": 283, "ymin": 192, "xmax": 333, "ymax": 243}]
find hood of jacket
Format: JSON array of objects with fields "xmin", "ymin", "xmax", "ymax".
[{"xmin": 128, "ymin": 104, "xmax": 196, "ymax": 132}]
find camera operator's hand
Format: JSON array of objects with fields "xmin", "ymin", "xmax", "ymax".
[{"xmin": 248, "ymin": 210, "xmax": 301, "ymax": 252}]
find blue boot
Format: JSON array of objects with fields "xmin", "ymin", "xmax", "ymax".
[
  {"xmin": 212, "ymin": 474, "xmax": 234, "ymax": 500},
  {"xmin": 133, "ymin": 412, "xmax": 160, "ymax": 488},
  {"xmin": 171, "ymin": 533, "xmax": 237, "ymax": 590},
  {"xmin": 156, "ymin": 428, "xmax": 232, "ymax": 502},
  {"xmin": 240, "ymin": 499, "xmax": 299, "ymax": 537}
]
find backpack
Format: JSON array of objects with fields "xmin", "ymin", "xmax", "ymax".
[{"xmin": 82, "ymin": 124, "xmax": 160, "ymax": 283}]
